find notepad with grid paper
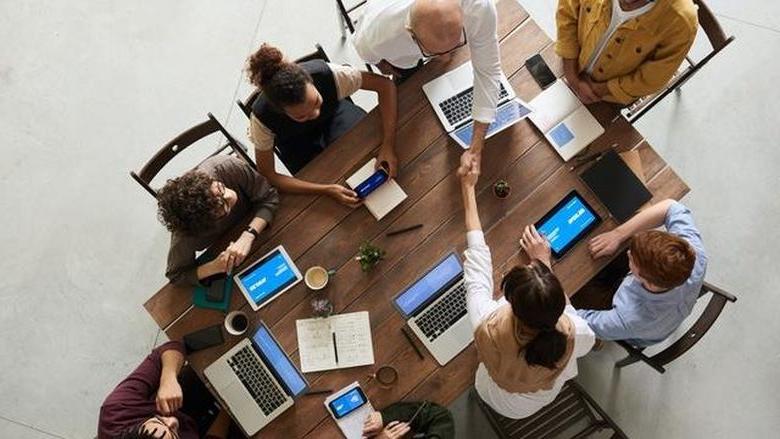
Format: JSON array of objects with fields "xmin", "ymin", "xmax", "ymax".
[{"xmin": 296, "ymin": 311, "xmax": 375, "ymax": 373}]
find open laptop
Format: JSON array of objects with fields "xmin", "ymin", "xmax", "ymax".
[
  {"xmin": 423, "ymin": 61, "xmax": 525, "ymax": 148},
  {"xmin": 204, "ymin": 321, "xmax": 309, "ymax": 436},
  {"xmin": 392, "ymin": 252, "xmax": 472, "ymax": 366}
]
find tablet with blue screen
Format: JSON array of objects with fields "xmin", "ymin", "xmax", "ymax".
[
  {"xmin": 235, "ymin": 245, "xmax": 302, "ymax": 311},
  {"xmin": 535, "ymin": 191, "xmax": 601, "ymax": 259}
]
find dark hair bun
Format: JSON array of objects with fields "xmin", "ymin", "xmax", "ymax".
[
  {"xmin": 246, "ymin": 43, "xmax": 285, "ymax": 87},
  {"xmin": 524, "ymin": 329, "xmax": 567, "ymax": 369}
]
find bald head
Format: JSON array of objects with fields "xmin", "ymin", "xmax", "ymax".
[{"xmin": 409, "ymin": 0, "xmax": 464, "ymax": 56}]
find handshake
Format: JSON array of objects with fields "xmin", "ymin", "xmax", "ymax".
[{"xmin": 457, "ymin": 149, "xmax": 481, "ymax": 187}]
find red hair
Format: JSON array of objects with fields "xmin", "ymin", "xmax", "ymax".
[{"xmin": 630, "ymin": 230, "xmax": 695, "ymax": 290}]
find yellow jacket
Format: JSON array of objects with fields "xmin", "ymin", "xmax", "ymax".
[{"xmin": 555, "ymin": 0, "xmax": 698, "ymax": 104}]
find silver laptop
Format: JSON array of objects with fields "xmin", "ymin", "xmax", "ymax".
[
  {"xmin": 392, "ymin": 252, "xmax": 473, "ymax": 366},
  {"xmin": 422, "ymin": 61, "xmax": 520, "ymax": 147},
  {"xmin": 204, "ymin": 321, "xmax": 309, "ymax": 436}
]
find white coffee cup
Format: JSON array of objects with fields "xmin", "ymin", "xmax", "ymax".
[
  {"xmin": 224, "ymin": 310, "xmax": 249, "ymax": 336},
  {"xmin": 305, "ymin": 266, "xmax": 334, "ymax": 291}
]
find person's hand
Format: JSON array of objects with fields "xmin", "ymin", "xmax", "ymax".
[
  {"xmin": 589, "ymin": 229, "xmax": 624, "ymax": 259},
  {"xmin": 362, "ymin": 411, "xmax": 384, "ymax": 437},
  {"xmin": 225, "ymin": 232, "xmax": 254, "ymax": 271},
  {"xmin": 458, "ymin": 149, "xmax": 481, "ymax": 177},
  {"xmin": 376, "ymin": 146, "xmax": 398, "ymax": 178},
  {"xmin": 460, "ymin": 164, "xmax": 479, "ymax": 188},
  {"xmin": 209, "ymin": 249, "xmax": 233, "ymax": 275},
  {"xmin": 326, "ymin": 184, "xmax": 361, "ymax": 208},
  {"xmin": 156, "ymin": 376, "xmax": 183, "ymax": 415},
  {"xmin": 375, "ymin": 421, "xmax": 410, "ymax": 439},
  {"xmin": 571, "ymin": 76, "xmax": 600, "ymax": 104},
  {"xmin": 520, "ymin": 225, "xmax": 552, "ymax": 268}
]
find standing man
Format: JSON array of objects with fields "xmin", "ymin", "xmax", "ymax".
[
  {"xmin": 353, "ymin": 0, "xmax": 504, "ymax": 176},
  {"xmin": 556, "ymin": 0, "xmax": 698, "ymax": 104}
]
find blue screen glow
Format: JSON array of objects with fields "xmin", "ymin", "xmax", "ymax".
[
  {"xmin": 239, "ymin": 250, "xmax": 297, "ymax": 305},
  {"xmin": 330, "ymin": 387, "xmax": 367, "ymax": 418},
  {"xmin": 453, "ymin": 100, "xmax": 531, "ymax": 145},
  {"xmin": 253, "ymin": 325, "xmax": 307, "ymax": 397},
  {"xmin": 395, "ymin": 253, "xmax": 461, "ymax": 317},
  {"xmin": 550, "ymin": 122, "xmax": 574, "ymax": 148},
  {"xmin": 537, "ymin": 195, "xmax": 597, "ymax": 254}
]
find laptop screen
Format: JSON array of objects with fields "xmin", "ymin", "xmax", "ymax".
[
  {"xmin": 394, "ymin": 253, "xmax": 462, "ymax": 318},
  {"xmin": 252, "ymin": 324, "xmax": 308, "ymax": 397}
]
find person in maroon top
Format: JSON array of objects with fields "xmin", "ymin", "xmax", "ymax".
[{"xmin": 98, "ymin": 341, "xmax": 230, "ymax": 439}]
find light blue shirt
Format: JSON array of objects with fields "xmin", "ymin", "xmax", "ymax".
[{"xmin": 577, "ymin": 202, "xmax": 707, "ymax": 347}]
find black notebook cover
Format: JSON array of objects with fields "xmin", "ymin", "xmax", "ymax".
[{"xmin": 580, "ymin": 150, "xmax": 652, "ymax": 223}]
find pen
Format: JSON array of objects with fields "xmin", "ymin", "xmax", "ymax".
[
  {"xmin": 401, "ymin": 326, "xmax": 425, "ymax": 360},
  {"xmin": 306, "ymin": 389, "xmax": 333, "ymax": 396},
  {"xmin": 386, "ymin": 224, "xmax": 423, "ymax": 237},
  {"xmin": 332, "ymin": 332, "xmax": 339, "ymax": 364}
]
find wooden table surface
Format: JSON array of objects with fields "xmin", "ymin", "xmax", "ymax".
[{"xmin": 143, "ymin": 2, "xmax": 689, "ymax": 437}]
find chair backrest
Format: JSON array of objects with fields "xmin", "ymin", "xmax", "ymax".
[
  {"xmin": 336, "ymin": 0, "xmax": 367, "ymax": 34},
  {"xmin": 617, "ymin": 281, "xmax": 737, "ymax": 373},
  {"xmin": 237, "ymin": 43, "xmax": 332, "ymax": 118},
  {"xmin": 474, "ymin": 380, "xmax": 628, "ymax": 439},
  {"xmin": 694, "ymin": 0, "xmax": 730, "ymax": 50},
  {"xmin": 129, "ymin": 112, "xmax": 254, "ymax": 199}
]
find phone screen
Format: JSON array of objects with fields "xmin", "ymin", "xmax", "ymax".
[
  {"xmin": 328, "ymin": 387, "xmax": 368, "ymax": 419},
  {"xmin": 354, "ymin": 169, "xmax": 389, "ymax": 199},
  {"xmin": 526, "ymin": 54, "xmax": 556, "ymax": 89},
  {"xmin": 183, "ymin": 325, "xmax": 224, "ymax": 353}
]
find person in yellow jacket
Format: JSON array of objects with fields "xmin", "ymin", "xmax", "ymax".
[{"xmin": 555, "ymin": 0, "xmax": 698, "ymax": 105}]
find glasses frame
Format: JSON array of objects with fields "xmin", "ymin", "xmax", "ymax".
[{"xmin": 408, "ymin": 27, "xmax": 468, "ymax": 58}]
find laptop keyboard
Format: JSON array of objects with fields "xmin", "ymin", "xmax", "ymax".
[
  {"xmin": 228, "ymin": 345, "xmax": 287, "ymax": 416},
  {"xmin": 439, "ymin": 84, "xmax": 509, "ymax": 126},
  {"xmin": 416, "ymin": 282, "xmax": 468, "ymax": 342}
]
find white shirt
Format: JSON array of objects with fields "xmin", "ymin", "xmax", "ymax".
[
  {"xmin": 353, "ymin": 0, "xmax": 503, "ymax": 123},
  {"xmin": 584, "ymin": 0, "xmax": 655, "ymax": 74},
  {"xmin": 463, "ymin": 230, "xmax": 595, "ymax": 419}
]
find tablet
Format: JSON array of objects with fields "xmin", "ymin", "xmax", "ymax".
[
  {"xmin": 535, "ymin": 190, "xmax": 601, "ymax": 259},
  {"xmin": 234, "ymin": 245, "xmax": 302, "ymax": 311}
]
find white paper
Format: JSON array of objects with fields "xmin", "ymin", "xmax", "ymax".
[
  {"xmin": 296, "ymin": 311, "xmax": 375, "ymax": 373},
  {"xmin": 324, "ymin": 382, "xmax": 375, "ymax": 439},
  {"xmin": 528, "ymin": 80, "xmax": 581, "ymax": 132},
  {"xmin": 346, "ymin": 159, "xmax": 407, "ymax": 220}
]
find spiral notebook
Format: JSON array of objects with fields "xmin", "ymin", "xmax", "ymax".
[{"xmin": 296, "ymin": 311, "xmax": 375, "ymax": 373}]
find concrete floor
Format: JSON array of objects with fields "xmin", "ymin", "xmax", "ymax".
[{"xmin": 0, "ymin": 1, "xmax": 778, "ymax": 438}]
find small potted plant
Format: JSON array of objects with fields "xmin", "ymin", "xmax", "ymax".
[
  {"xmin": 310, "ymin": 297, "xmax": 334, "ymax": 318},
  {"xmin": 493, "ymin": 179, "xmax": 511, "ymax": 199},
  {"xmin": 356, "ymin": 241, "xmax": 385, "ymax": 272}
]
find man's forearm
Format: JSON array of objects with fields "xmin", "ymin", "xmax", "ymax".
[
  {"xmin": 160, "ymin": 349, "xmax": 184, "ymax": 383},
  {"xmin": 614, "ymin": 199, "xmax": 675, "ymax": 241},
  {"xmin": 469, "ymin": 122, "xmax": 488, "ymax": 154},
  {"xmin": 462, "ymin": 185, "xmax": 482, "ymax": 232}
]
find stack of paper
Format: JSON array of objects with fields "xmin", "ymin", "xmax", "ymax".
[
  {"xmin": 528, "ymin": 81, "xmax": 604, "ymax": 161},
  {"xmin": 346, "ymin": 159, "xmax": 407, "ymax": 220},
  {"xmin": 296, "ymin": 311, "xmax": 375, "ymax": 373}
]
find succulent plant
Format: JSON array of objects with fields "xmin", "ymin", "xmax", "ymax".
[
  {"xmin": 493, "ymin": 179, "xmax": 511, "ymax": 199},
  {"xmin": 311, "ymin": 297, "xmax": 334, "ymax": 318},
  {"xmin": 356, "ymin": 241, "xmax": 385, "ymax": 272}
]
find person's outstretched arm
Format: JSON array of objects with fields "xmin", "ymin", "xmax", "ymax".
[
  {"xmin": 361, "ymin": 72, "xmax": 399, "ymax": 177},
  {"xmin": 589, "ymin": 199, "xmax": 675, "ymax": 258}
]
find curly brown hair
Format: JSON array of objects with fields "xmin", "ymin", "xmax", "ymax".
[
  {"xmin": 157, "ymin": 171, "xmax": 220, "ymax": 235},
  {"xmin": 245, "ymin": 43, "xmax": 312, "ymax": 108}
]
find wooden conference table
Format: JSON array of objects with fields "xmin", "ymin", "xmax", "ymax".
[{"xmin": 144, "ymin": 1, "xmax": 689, "ymax": 437}]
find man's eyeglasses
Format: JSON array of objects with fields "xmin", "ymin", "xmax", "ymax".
[
  {"xmin": 409, "ymin": 27, "xmax": 467, "ymax": 58},
  {"xmin": 213, "ymin": 182, "xmax": 230, "ymax": 218}
]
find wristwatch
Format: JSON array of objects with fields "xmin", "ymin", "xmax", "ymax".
[{"xmin": 245, "ymin": 227, "xmax": 260, "ymax": 238}]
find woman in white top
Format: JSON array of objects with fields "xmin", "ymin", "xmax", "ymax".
[{"xmin": 458, "ymin": 167, "xmax": 595, "ymax": 419}]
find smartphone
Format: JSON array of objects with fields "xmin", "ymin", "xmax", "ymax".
[
  {"xmin": 205, "ymin": 276, "xmax": 233, "ymax": 303},
  {"xmin": 525, "ymin": 54, "xmax": 556, "ymax": 90},
  {"xmin": 354, "ymin": 168, "xmax": 389, "ymax": 199},
  {"xmin": 183, "ymin": 324, "xmax": 224, "ymax": 353},
  {"xmin": 328, "ymin": 386, "xmax": 368, "ymax": 419}
]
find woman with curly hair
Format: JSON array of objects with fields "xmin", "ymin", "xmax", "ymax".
[
  {"xmin": 157, "ymin": 155, "xmax": 279, "ymax": 287},
  {"xmin": 245, "ymin": 43, "xmax": 398, "ymax": 206}
]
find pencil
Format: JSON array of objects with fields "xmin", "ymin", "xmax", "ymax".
[
  {"xmin": 386, "ymin": 224, "xmax": 423, "ymax": 237},
  {"xmin": 332, "ymin": 332, "xmax": 339, "ymax": 364},
  {"xmin": 401, "ymin": 326, "xmax": 425, "ymax": 360},
  {"xmin": 306, "ymin": 389, "xmax": 333, "ymax": 396}
]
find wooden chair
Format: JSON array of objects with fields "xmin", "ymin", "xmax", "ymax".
[
  {"xmin": 624, "ymin": 0, "xmax": 735, "ymax": 122},
  {"xmin": 237, "ymin": 43, "xmax": 336, "ymax": 118},
  {"xmin": 474, "ymin": 380, "xmax": 629, "ymax": 439},
  {"xmin": 129, "ymin": 112, "xmax": 253, "ymax": 199},
  {"xmin": 615, "ymin": 281, "xmax": 737, "ymax": 374},
  {"xmin": 336, "ymin": 0, "xmax": 367, "ymax": 36}
]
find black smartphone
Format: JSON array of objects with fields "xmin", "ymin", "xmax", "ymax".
[
  {"xmin": 183, "ymin": 324, "xmax": 224, "ymax": 353},
  {"xmin": 525, "ymin": 54, "xmax": 556, "ymax": 90},
  {"xmin": 205, "ymin": 276, "xmax": 232, "ymax": 303},
  {"xmin": 328, "ymin": 386, "xmax": 368, "ymax": 419},
  {"xmin": 354, "ymin": 168, "xmax": 389, "ymax": 199}
]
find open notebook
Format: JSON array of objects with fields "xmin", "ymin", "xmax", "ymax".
[
  {"xmin": 528, "ymin": 81, "xmax": 604, "ymax": 161},
  {"xmin": 346, "ymin": 158, "xmax": 407, "ymax": 220},
  {"xmin": 296, "ymin": 311, "xmax": 375, "ymax": 373}
]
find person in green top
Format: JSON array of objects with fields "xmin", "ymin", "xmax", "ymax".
[{"xmin": 362, "ymin": 401, "xmax": 454, "ymax": 439}]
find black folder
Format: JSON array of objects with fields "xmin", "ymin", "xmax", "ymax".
[{"xmin": 580, "ymin": 150, "xmax": 652, "ymax": 223}]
